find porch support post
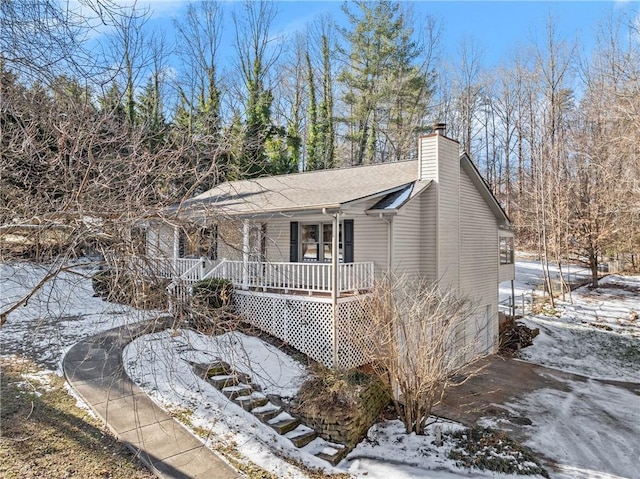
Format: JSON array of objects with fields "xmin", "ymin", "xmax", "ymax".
[
  {"xmin": 242, "ymin": 220, "xmax": 250, "ymax": 290},
  {"xmin": 331, "ymin": 212, "xmax": 340, "ymax": 368},
  {"xmin": 172, "ymin": 226, "xmax": 180, "ymax": 274},
  {"xmin": 511, "ymin": 279, "xmax": 516, "ymax": 319}
]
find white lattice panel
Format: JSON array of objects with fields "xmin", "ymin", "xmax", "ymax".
[
  {"xmin": 235, "ymin": 291, "xmax": 334, "ymax": 367},
  {"xmin": 335, "ymin": 296, "xmax": 372, "ymax": 369}
]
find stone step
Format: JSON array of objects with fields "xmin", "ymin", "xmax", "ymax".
[
  {"xmin": 252, "ymin": 403, "xmax": 282, "ymax": 423},
  {"xmin": 208, "ymin": 374, "xmax": 239, "ymax": 389},
  {"xmin": 315, "ymin": 443, "xmax": 348, "ymax": 466},
  {"xmin": 268, "ymin": 412, "xmax": 301, "ymax": 435},
  {"xmin": 302, "ymin": 438, "xmax": 349, "ymax": 466},
  {"xmin": 221, "ymin": 383, "xmax": 253, "ymax": 400},
  {"xmin": 234, "ymin": 392, "xmax": 268, "ymax": 411},
  {"xmin": 203, "ymin": 361, "xmax": 231, "ymax": 377},
  {"xmin": 285, "ymin": 426, "xmax": 317, "ymax": 448}
]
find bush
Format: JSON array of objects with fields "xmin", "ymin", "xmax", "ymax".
[
  {"xmin": 92, "ymin": 269, "xmax": 115, "ymax": 297},
  {"xmin": 92, "ymin": 268, "xmax": 168, "ymax": 309},
  {"xmin": 192, "ymin": 278, "xmax": 234, "ymax": 310}
]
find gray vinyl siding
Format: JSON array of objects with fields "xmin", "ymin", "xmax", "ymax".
[
  {"xmin": 264, "ymin": 216, "xmax": 289, "ymax": 262},
  {"xmin": 420, "ymin": 186, "xmax": 437, "ymax": 282},
  {"xmin": 218, "ymin": 221, "xmax": 243, "ymax": 260},
  {"xmin": 459, "ymin": 169, "xmax": 500, "ymax": 352},
  {"xmin": 353, "ymin": 215, "xmax": 388, "ymax": 275},
  {"xmin": 391, "ymin": 196, "xmax": 421, "ymax": 278},
  {"xmin": 418, "ymin": 136, "xmax": 438, "ymax": 180}
]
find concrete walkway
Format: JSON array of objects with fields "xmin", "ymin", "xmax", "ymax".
[{"xmin": 62, "ymin": 318, "xmax": 242, "ymax": 479}]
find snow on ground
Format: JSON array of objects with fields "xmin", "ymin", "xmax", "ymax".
[
  {"xmin": 480, "ymin": 377, "xmax": 640, "ymax": 479},
  {"xmin": 3, "ymin": 259, "xmax": 639, "ymax": 479},
  {"xmin": 0, "ymin": 262, "xmax": 156, "ymax": 371},
  {"xmin": 499, "ymin": 259, "xmax": 591, "ymax": 306},
  {"xmin": 124, "ymin": 329, "xmax": 542, "ymax": 479},
  {"xmin": 517, "ymin": 274, "xmax": 640, "ymax": 382},
  {"xmin": 488, "ymin": 268, "xmax": 640, "ymax": 479}
]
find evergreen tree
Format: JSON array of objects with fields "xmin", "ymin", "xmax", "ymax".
[
  {"xmin": 136, "ymin": 73, "xmax": 166, "ymax": 150},
  {"xmin": 305, "ymin": 50, "xmax": 321, "ymax": 170},
  {"xmin": 318, "ymin": 33, "xmax": 335, "ymax": 169},
  {"xmin": 232, "ymin": 1, "xmax": 280, "ymax": 179},
  {"xmin": 338, "ymin": 0, "xmax": 429, "ymax": 165}
]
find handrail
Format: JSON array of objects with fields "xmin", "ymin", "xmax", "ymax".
[
  {"xmin": 208, "ymin": 260, "xmax": 374, "ymax": 293},
  {"xmin": 139, "ymin": 256, "xmax": 374, "ymax": 294}
]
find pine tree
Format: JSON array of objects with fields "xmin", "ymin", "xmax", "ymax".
[{"xmin": 338, "ymin": 1, "xmax": 429, "ymax": 165}]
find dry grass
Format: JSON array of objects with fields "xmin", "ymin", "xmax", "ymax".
[{"xmin": 0, "ymin": 357, "xmax": 154, "ymax": 479}]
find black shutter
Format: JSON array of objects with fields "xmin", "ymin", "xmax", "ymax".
[
  {"xmin": 210, "ymin": 225, "xmax": 218, "ymax": 260},
  {"xmin": 289, "ymin": 221, "xmax": 299, "ymax": 262},
  {"xmin": 343, "ymin": 219, "xmax": 354, "ymax": 263},
  {"xmin": 178, "ymin": 230, "xmax": 186, "ymax": 258}
]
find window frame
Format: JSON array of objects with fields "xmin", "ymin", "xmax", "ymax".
[
  {"xmin": 300, "ymin": 221, "xmax": 343, "ymax": 263},
  {"xmin": 499, "ymin": 236, "xmax": 514, "ymax": 265}
]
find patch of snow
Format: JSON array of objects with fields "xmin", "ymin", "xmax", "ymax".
[
  {"xmin": 0, "ymin": 262, "xmax": 156, "ymax": 372},
  {"xmin": 483, "ymin": 379, "xmax": 639, "ymax": 479}
]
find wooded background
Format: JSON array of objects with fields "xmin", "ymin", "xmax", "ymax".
[{"xmin": 2, "ymin": 1, "xmax": 639, "ymax": 284}]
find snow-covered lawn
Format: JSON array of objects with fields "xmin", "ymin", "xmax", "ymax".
[
  {"xmin": 0, "ymin": 262, "xmax": 157, "ymax": 371},
  {"xmin": 2, "ymin": 260, "xmax": 638, "ymax": 479},
  {"xmin": 499, "ymin": 258, "xmax": 591, "ymax": 306},
  {"xmin": 518, "ymin": 274, "xmax": 640, "ymax": 382},
  {"xmin": 494, "ymin": 271, "xmax": 640, "ymax": 479}
]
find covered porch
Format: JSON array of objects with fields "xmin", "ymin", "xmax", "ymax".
[{"xmin": 132, "ymin": 255, "xmax": 374, "ymax": 369}]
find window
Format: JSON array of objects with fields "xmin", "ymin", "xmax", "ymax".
[
  {"xmin": 499, "ymin": 236, "xmax": 514, "ymax": 265},
  {"xmin": 290, "ymin": 220, "xmax": 353, "ymax": 263},
  {"xmin": 301, "ymin": 222, "xmax": 343, "ymax": 263},
  {"xmin": 179, "ymin": 226, "xmax": 218, "ymax": 260}
]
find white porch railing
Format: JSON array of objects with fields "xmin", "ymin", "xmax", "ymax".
[
  {"xmin": 134, "ymin": 256, "xmax": 374, "ymax": 294},
  {"xmin": 134, "ymin": 257, "xmax": 217, "ymax": 283},
  {"xmin": 204, "ymin": 260, "xmax": 374, "ymax": 294}
]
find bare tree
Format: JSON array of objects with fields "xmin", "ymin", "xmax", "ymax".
[{"xmin": 357, "ymin": 275, "xmax": 484, "ymax": 435}]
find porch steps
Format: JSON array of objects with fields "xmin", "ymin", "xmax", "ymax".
[
  {"xmin": 234, "ymin": 391, "xmax": 268, "ymax": 411},
  {"xmin": 267, "ymin": 412, "xmax": 300, "ymax": 435},
  {"xmin": 194, "ymin": 361, "xmax": 349, "ymax": 466}
]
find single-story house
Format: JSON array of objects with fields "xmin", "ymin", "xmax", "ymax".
[{"xmin": 142, "ymin": 124, "xmax": 515, "ymax": 369}]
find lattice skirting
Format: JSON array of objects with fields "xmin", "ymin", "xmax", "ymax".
[{"xmin": 234, "ymin": 291, "xmax": 371, "ymax": 369}]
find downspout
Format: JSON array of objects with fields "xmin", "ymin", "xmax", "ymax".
[{"xmin": 379, "ymin": 213, "xmax": 392, "ymax": 273}]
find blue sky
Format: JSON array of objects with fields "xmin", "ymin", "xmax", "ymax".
[{"xmin": 126, "ymin": 0, "xmax": 637, "ymax": 69}]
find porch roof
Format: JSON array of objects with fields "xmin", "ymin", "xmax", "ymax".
[{"xmin": 176, "ymin": 160, "xmax": 421, "ymax": 218}]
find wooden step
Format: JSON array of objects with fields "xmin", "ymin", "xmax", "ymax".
[
  {"xmin": 221, "ymin": 383, "xmax": 253, "ymax": 400},
  {"xmin": 204, "ymin": 361, "xmax": 231, "ymax": 377},
  {"xmin": 268, "ymin": 413, "xmax": 301, "ymax": 435},
  {"xmin": 285, "ymin": 426, "xmax": 317, "ymax": 448},
  {"xmin": 252, "ymin": 403, "xmax": 282, "ymax": 423},
  {"xmin": 208, "ymin": 374, "xmax": 239, "ymax": 389},
  {"xmin": 234, "ymin": 393, "xmax": 268, "ymax": 411},
  {"xmin": 315, "ymin": 445, "xmax": 348, "ymax": 466}
]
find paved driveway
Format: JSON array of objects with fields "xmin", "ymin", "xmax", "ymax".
[{"xmin": 433, "ymin": 356, "xmax": 640, "ymax": 478}]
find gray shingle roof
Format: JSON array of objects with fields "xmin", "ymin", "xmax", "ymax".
[{"xmin": 180, "ymin": 160, "xmax": 421, "ymax": 218}]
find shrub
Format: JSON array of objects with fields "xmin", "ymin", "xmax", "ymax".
[
  {"xmin": 192, "ymin": 278, "xmax": 234, "ymax": 310},
  {"xmin": 92, "ymin": 269, "xmax": 115, "ymax": 297},
  {"xmin": 92, "ymin": 268, "xmax": 168, "ymax": 309}
]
